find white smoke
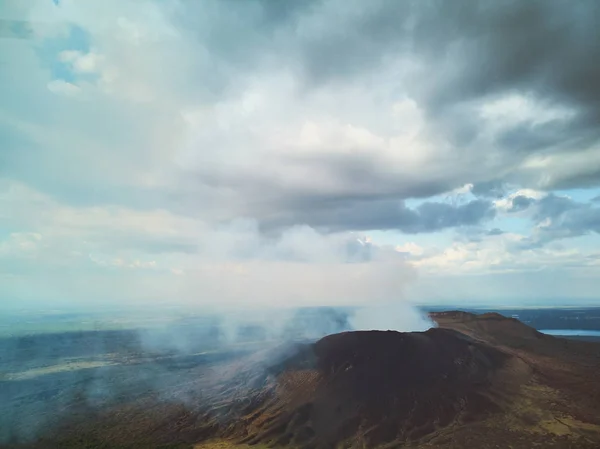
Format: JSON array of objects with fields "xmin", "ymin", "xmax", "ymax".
[{"xmin": 350, "ymin": 302, "xmax": 433, "ymax": 332}]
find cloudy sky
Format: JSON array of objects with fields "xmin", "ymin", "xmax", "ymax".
[{"xmin": 2, "ymin": 0, "xmax": 600, "ymax": 310}]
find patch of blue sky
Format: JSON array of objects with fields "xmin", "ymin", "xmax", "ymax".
[
  {"xmin": 34, "ymin": 23, "xmax": 91, "ymax": 83},
  {"xmin": 0, "ymin": 121, "xmax": 53, "ymax": 190},
  {"xmin": 404, "ymin": 198, "xmax": 423, "ymax": 208},
  {"xmin": 0, "ymin": 228, "xmax": 16, "ymax": 240},
  {"xmin": 553, "ymin": 187, "xmax": 600, "ymax": 203},
  {"xmin": 492, "ymin": 215, "xmax": 529, "ymax": 235}
]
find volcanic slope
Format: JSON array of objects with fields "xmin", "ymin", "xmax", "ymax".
[
  {"xmin": 10, "ymin": 313, "xmax": 600, "ymax": 449},
  {"xmin": 214, "ymin": 314, "xmax": 600, "ymax": 449},
  {"xmin": 431, "ymin": 311, "xmax": 600, "ymax": 443},
  {"xmin": 223, "ymin": 327, "xmax": 525, "ymax": 449}
]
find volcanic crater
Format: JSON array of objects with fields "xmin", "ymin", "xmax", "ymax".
[{"xmin": 217, "ymin": 328, "xmax": 525, "ymax": 448}]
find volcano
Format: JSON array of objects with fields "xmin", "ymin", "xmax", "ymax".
[
  {"xmin": 7, "ymin": 312, "xmax": 600, "ymax": 449},
  {"xmin": 218, "ymin": 328, "xmax": 524, "ymax": 448}
]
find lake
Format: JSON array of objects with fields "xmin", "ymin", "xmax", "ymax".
[{"xmin": 540, "ymin": 329, "xmax": 600, "ymax": 337}]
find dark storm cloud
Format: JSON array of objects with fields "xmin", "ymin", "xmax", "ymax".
[
  {"xmin": 177, "ymin": 0, "xmax": 600, "ymax": 220},
  {"xmin": 293, "ymin": 1, "xmax": 414, "ymax": 86},
  {"xmin": 258, "ymin": 0, "xmax": 600, "ymax": 120},
  {"xmin": 405, "ymin": 0, "xmax": 600, "ymax": 190},
  {"xmin": 260, "ymin": 198, "xmax": 495, "ymax": 234},
  {"xmin": 493, "ymin": 120, "xmax": 578, "ymax": 156},
  {"xmin": 534, "ymin": 194, "xmax": 582, "ymax": 221},
  {"xmin": 471, "ymin": 181, "xmax": 506, "ymax": 199},
  {"xmin": 508, "ymin": 195, "xmax": 535, "ymax": 213},
  {"xmin": 526, "ymin": 194, "xmax": 600, "ymax": 244},
  {"xmin": 290, "ymin": 0, "xmax": 600, "ymax": 189},
  {"xmin": 184, "ymin": 152, "xmax": 470, "ymax": 228},
  {"xmin": 407, "ymin": 1, "xmax": 600, "ymax": 121},
  {"xmin": 547, "ymin": 166, "xmax": 600, "ymax": 191},
  {"xmin": 179, "ymin": 0, "xmax": 600, "ymax": 112}
]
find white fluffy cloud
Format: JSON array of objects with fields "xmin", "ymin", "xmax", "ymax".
[{"xmin": 0, "ymin": 180, "xmax": 415, "ymax": 307}]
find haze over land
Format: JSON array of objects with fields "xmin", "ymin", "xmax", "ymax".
[
  {"xmin": 2, "ymin": 0, "xmax": 600, "ymax": 314},
  {"xmin": 3, "ymin": 310, "xmax": 600, "ymax": 448}
]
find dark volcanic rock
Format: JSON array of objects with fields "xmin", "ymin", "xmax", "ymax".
[{"xmin": 232, "ymin": 328, "xmax": 515, "ymax": 448}]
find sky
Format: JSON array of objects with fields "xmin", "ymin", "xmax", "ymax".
[{"xmin": 1, "ymin": 0, "xmax": 600, "ymax": 311}]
